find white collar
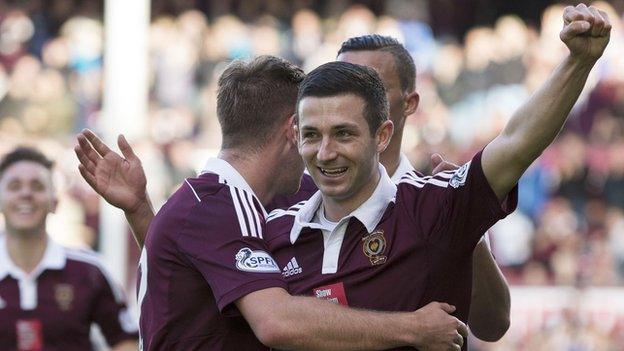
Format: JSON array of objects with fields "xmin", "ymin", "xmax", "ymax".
[
  {"xmin": 290, "ymin": 164, "xmax": 397, "ymax": 244},
  {"xmin": 0, "ymin": 235, "xmax": 66, "ymax": 281},
  {"xmin": 390, "ymin": 153, "xmax": 415, "ymax": 183},
  {"xmin": 201, "ymin": 157, "xmax": 268, "ymax": 217}
]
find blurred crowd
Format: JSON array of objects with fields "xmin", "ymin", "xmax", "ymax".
[{"xmin": 1, "ymin": 1, "xmax": 624, "ymax": 346}]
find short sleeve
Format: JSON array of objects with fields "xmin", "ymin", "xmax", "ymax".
[
  {"xmin": 91, "ymin": 264, "xmax": 139, "ymax": 346},
  {"xmin": 400, "ymin": 150, "xmax": 517, "ymax": 253},
  {"xmin": 176, "ymin": 188, "xmax": 287, "ymax": 314}
]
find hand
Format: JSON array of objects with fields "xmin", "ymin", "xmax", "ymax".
[
  {"xmin": 75, "ymin": 129, "xmax": 148, "ymax": 213},
  {"xmin": 560, "ymin": 4, "xmax": 611, "ymax": 62},
  {"xmin": 411, "ymin": 302, "xmax": 468, "ymax": 351},
  {"xmin": 430, "ymin": 153, "xmax": 459, "ymax": 174}
]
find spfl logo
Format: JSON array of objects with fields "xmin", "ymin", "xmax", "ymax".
[
  {"xmin": 235, "ymin": 248, "xmax": 280, "ymax": 273},
  {"xmin": 449, "ymin": 161, "xmax": 470, "ymax": 188}
]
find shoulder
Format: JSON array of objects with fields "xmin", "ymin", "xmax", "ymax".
[
  {"xmin": 397, "ymin": 169, "xmax": 457, "ymax": 191},
  {"xmin": 63, "ymin": 247, "xmax": 126, "ymax": 302},
  {"xmin": 266, "ymin": 200, "xmax": 306, "ymax": 223},
  {"xmin": 175, "ymin": 174, "xmax": 266, "ymax": 240},
  {"xmin": 264, "ymin": 200, "xmax": 305, "ymax": 241}
]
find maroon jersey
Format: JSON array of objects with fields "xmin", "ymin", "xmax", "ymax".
[
  {"xmin": 265, "ymin": 151, "xmax": 517, "ymax": 351},
  {"xmin": 0, "ymin": 237, "xmax": 138, "ymax": 351},
  {"xmin": 137, "ymin": 158, "xmax": 286, "ymax": 351}
]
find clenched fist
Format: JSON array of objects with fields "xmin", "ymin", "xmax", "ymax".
[{"xmin": 560, "ymin": 3, "xmax": 611, "ymax": 61}]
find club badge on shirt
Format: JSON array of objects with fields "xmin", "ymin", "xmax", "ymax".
[
  {"xmin": 362, "ymin": 230, "xmax": 387, "ymax": 266},
  {"xmin": 54, "ymin": 284, "xmax": 74, "ymax": 311},
  {"xmin": 16, "ymin": 319, "xmax": 42, "ymax": 351}
]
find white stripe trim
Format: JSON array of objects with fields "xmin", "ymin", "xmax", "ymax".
[
  {"xmin": 185, "ymin": 179, "xmax": 201, "ymax": 202},
  {"xmin": 244, "ymin": 190, "xmax": 263, "ymax": 239},
  {"xmin": 399, "ymin": 178, "xmax": 449, "ymax": 189},
  {"xmin": 402, "ymin": 172, "xmax": 452, "ymax": 185},
  {"xmin": 230, "ymin": 186, "xmax": 249, "ymax": 236},
  {"xmin": 237, "ymin": 188, "xmax": 256, "ymax": 238},
  {"xmin": 291, "ymin": 257, "xmax": 299, "ymax": 268},
  {"xmin": 64, "ymin": 250, "xmax": 125, "ymax": 303},
  {"xmin": 267, "ymin": 209, "xmax": 299, "ymax": 222},
  {"xmin": 428, "ymin": 178, "xmax": 450, "ymax": 187}
]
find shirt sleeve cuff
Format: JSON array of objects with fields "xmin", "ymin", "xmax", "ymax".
[{"xmin": 217, "ymin": 278, "xmax": 288, "ymax": 316}]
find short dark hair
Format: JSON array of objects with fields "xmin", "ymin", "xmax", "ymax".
[
  {"xmin": 217, "ymin": 55, "xmax": 305, "ymax": 150},
  {"xmin": 297, "ymin": 61, "xmax": 389, "ymax": 135},
  {"xmin": 338, "ymin": 34, "xmax": 416, "ymax": 93},
  {"xmin": 0, "ymin": 146, "xmax": 54, "ymax": 180}
]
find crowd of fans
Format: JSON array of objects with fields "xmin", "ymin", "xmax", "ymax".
[{"xmin": 1, "ymin": 0, "xmax": 623, "ymax": 349}]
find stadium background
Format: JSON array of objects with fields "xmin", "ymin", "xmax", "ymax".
[{"xmin": 1, "ymin": 0, "xmax": 624, "ymax": 349}]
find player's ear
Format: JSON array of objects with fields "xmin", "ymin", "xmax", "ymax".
[
  {"xmin": 375, "ymin": 120, "xmax": 394, "ymax": 153},
  {"xmin": 403, "ymin": 91, "xmax": 419, "ymax": 117},
  {"xmin": 284, "ymin": 113, "xmax": 299, "ymax": 147}
]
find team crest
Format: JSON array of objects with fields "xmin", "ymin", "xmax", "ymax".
[
  {"xmin": 449, "ymin": 162, "xmax": 470, "ymax": 188},
  {"xmin": 54, "ymin": 284, "xmax": 74, "ymax": 311},
  {"xmin": 362, "ymin": 230, "xmax": 387, "ymax": 266}
]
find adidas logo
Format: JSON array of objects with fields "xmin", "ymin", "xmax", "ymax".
[{"xmin": 282, "ymin": 257, "xmax": 302, "ymax": 277}]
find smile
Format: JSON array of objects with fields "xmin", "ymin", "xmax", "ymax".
[
  {"xmin": 319, "ymin": 167, "xmax": 348, "ymax": 177},
  {"xmin": 16, "ymin": 204, "xmax": 35, "ymax": 215}
]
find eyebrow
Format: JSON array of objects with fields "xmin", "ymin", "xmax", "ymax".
[{"xmin": 300, "ymin": 122, "xmax": 359, "ymax": 131}]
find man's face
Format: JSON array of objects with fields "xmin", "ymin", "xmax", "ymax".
[
  {"xmin": 0, "ymin": 161, "xmax": 56, "ymax": 235},
  {"xmin": 297, "ymin": 94, "xmax": 387, "ymax": 203},
  {"xmin": 337, "ymin": 50, "xmax": 406, "ymax": 126}
]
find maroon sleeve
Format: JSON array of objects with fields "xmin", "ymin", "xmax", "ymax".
[
  {"xmin": 90, "ymin": 265, "xmax": 139, "ymax": 346},
  {"xmin": 176, "ymin": 188, "xmax": 287, "ymax": 313},
  {"xmin": 401, "ymin": 150, "xmax": 517, "ymax": 253}
]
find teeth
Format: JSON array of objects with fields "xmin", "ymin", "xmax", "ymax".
[
  {"xmin": 320, "ymin": 167, "xmax": 347, "ymax": 176},
  {"xmin": 16, "ymin": 204, "xmax": 34, "ymax": 214}
]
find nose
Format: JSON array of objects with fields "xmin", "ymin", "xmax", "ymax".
[
  {"xmin": 316, "ymin": 136, "xmax": 338, "ymax": 163},
  {"xmin": 16, "ymin": 186, "xmax": 34, "ymax": 199}
]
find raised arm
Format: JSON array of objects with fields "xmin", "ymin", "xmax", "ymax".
[
  {"xmin": 238, "ymin": 287, "xmax": 468, "ymax": 351},
  {"xmin": 482, "ymin": 4, "xmax": 611, "ymax": 199},
  {"xmin": 75, "ymin": 129, "xmax": 154, "ymax": 248}
]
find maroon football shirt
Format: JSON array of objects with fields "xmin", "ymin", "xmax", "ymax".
[
  {"xmin": 137, "ymin": 158, "xmax": 286, "ymax": 350},
  {"xmin": 265, "ymin": 151, "xmax": 517, "ymax": 351},
  {"xmin": 0, "ymin": 237, "xmax": 138, "ymax": 351}
]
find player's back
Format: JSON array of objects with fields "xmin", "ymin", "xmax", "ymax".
[{"xmin": 137, "ymin": 173, "xmax": 268, "ymax": 351}]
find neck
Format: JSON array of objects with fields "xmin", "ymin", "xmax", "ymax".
[
  {"xmin": 380, "ymin": 137, "xmax": 402, "ymax": 178},
  {"xmin": 322, "ymin": 168, "xmax": 381, "ymax": 222},
  {"xmin": 219, "ymin": 148, "xmax": 279, "ymax": 206},
  {"xmin": 6, "ymin": 229, "xmax": 48, "ymax": 274}
]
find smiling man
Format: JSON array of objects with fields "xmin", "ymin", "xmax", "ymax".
[
  {"xmin": 265, "ymin": 4, "xmax": 611, "ymax": 351},
  {"xmin": 0, "ymin": 147, "xmax": 139, "ymax": 351}
]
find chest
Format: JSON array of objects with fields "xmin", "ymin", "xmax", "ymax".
[
  {"xmin": 0, "ymin": 273, "xmax": 94, "ymax": 346},
  {"xmin": 271, "ymin": 217, "xmax": 436, "ymax": 311}
]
